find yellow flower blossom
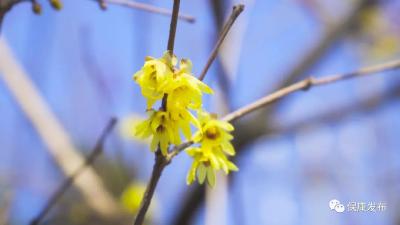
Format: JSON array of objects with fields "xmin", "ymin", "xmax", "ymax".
[
  {"xmin": 133, "ymin": 52, "xmax": 176, "ymax": 109},
  {"xmin": 133, "ymin": 53, "xmax": 238, "ymax": 187},
  {"xmin": 192, "ymin": 110, "xmax": 235, "ymax": 155},
  {"xmin": 185, "ymin": 146, "xmax": 238, "ymax": 187},
  {"xmin": 135, "ymin": 110, "xmax": 179, "ymax": 155},
  {"xmin": 186, "ymin": 110, "xmax": 238, "ymax": 186},
  {"xmin": 166, "ymin": 59, "xmax": 213, "ymax": 113}
]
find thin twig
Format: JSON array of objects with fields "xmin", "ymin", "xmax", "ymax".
[
  {"xmin": 133, "ymin": 152, "xmax": 169, "ymax": 225},
  {"xmin": 92, "ymin": 0, "xmax": 195, "ymax": 23},
  {"xmin": 30, "ymin": 118, "xmax": 118, "ymax": 225},
  {"xmin": 132, "ymin": 1, "xmax": 181, "ymax": 225},
  {"xmin": 169, "ymin": 58, "xmax": 400, "ymax": 157},
  {"xmin": 198, "ymin": 4, "xmax": 244, "ymax": 81},
  {"xmin": 222, "ymin": 59, "xmax": 400, "ymax": 122},
  {"xmin": 167, "ymin": 0, "xmax": 180, "ymax": 53}
]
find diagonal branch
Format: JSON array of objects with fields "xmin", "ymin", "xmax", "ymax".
[
  {"xmin": 30, "ymin": 118, "xmax": 118, "ymax": 225},
  {"xmin": 269, "ymin": 82, "xmax": 400, "ymax": 135},
  {"xmin": 93, "ymin": 0, "xmax": 195, "ymax": 23},
  {"xmin": 222, "ymin": 59, "xmax": 400, "ymax": 122},
  {"xmin": 168, "ymin": 58, "xmax": 400, "ymax": 163},
  {"xmin": 0, "ymin": 38, "xmax": 120, "ymax": 220},
  {"xmin": 198, "ymin": 4, "xmax": 244, "ymax": 81}
]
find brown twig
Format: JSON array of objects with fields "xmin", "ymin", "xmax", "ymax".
[
  {"xmin": 132, "ymin": 1, "xmax": 180, "ymax": 225},
  {"xmin": 93, "ymin": 0, "xmax": 195, "ymax": 23},
  {"xmin": 30, "ymin": 118, "xmax": 118, "ymax": 225},
  {"xmin": 166, "ymin": 0, "xmax": 180, "ymax": 54},
  {"xmin": 0, "ymin": 0, "xmax": 30, "ymax": 33},
  {"xmin": 133, "ymin": 152, "xmax": 169, "ymax": 225},
  {"xmin": 198, "ymin": 4, "xmax": 244, "ymax": 81},
  {"xmin": 168, "ymin": 58, "xmax": 400, "ymax": 158},
  {"xmin": 269, "ymin": 82, "xmax": 400, "ymax": 135},
  {"xmin": 222, "ymin": 59, "xmax": 400, "ymax": 122}
]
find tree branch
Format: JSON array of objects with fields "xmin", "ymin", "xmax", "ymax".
[
  {"xmin": 171, "ymin": 1, "xmax": 374, "ymax": 223},
  {"xmin": 222, "ymin": 59, "xmax": 400, "ymax": 122},
  {"xmin": 198, "ymin": 4, "xmax": 244, "ymax": 81},
  {"xmin": 30, "ymin": 118, "xmax": 118, "ymax": 225},
  {"xmin": 132, "ymin": 1, "xmax": 181, "ymax": 225},
  {"xmin": 167, "ymin": 0, "xmax": 180, "ymax": 54},
  {"xmin": 269, "ymin": 82, "xmax": 400, "ymax": 135},
  {"xmin": 168, "ymin": 58, "xmax": 400, "ymax": 163},
  {"xmin": 133, "ymin": 151, "xmax": 169, "ymax": 225},
  {"xmin": 93, "ymin": 0, "xmax": 195, "ymax": 23},
  {"xmin": 0, "ymin": 38, "xmax": 120, "ymax": 219}
]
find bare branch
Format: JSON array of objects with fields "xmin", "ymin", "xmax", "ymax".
[
  {"xmin": 198, "ymin": 4, "xmax": 244, "ymax": 81},
  {"xmin": 133, "ymin": 152, "xmax": 169, "ymax": 225},
  {"xmin": 270, "ymin": 82, "xmax": 400, "ymax": 134},
  {"xmin": 30, "ymin": 118, "xmax": 118, "ymax": 225},
  {"xmin": 168, "ymin": 58, "xmax": 400, "ymax": 160},
  {"xmin": 166, "ymin": 0, "xmax": 180, "ymax": 53},
  {"xmin": 94, "ymin": 0, "xmax": 195, "ymax": 23},
  {"xmin": 222, "ymin": 59, "xmax": 400, "ymax": 122},
  {"xmin": 133, "ymin": 1, "xmax": 181, "ymax": 225}
]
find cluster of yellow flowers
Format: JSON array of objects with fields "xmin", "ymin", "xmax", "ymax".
[{"xmin": 133, "ymin": 52, "xmax": 238, "ymax": 187}]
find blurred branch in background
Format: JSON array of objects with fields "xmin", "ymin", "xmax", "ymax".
[
  {"xmin": 207, "ymin": 0, "xmax": 231, "ymax": 108},
  {"xmin": 0, "ymin": 190, "xmax": 12, "ymax": 225},
  {"xmin": 0, "ymin": 38, "xmax": 121, "ymax": 220},
  {"xmin": 0, "ymin": 0, "xmax": 195, "ymax": 34},
  {"xmin": 92, "ymin": 0, "xmax": 195, "ymax": 23},
  {"xmin": 171, "ymin": 1, "xmax": 379, "ymax": 223},
  {"xmin": 269, "ymin": 81, "xmax": 400, "ymax": 135},
  {"xmin": 222, "ymin": 59, "xmax": 400, "ymax": 122},
  {"xmin": 298, "ymin": 0, "xmax": 332, "ymax": 25},
  {"xmin": 30, "ymin": 118, "xmax": 118, "ymax": 225}
]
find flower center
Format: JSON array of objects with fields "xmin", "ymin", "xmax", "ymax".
[
  {"xmin": 156, "ymin": 125, "xmax": 165, "ymax": 133},
  {"xmin": 205, "ymin": 126, "xmax": 219, "ymax": 140}
]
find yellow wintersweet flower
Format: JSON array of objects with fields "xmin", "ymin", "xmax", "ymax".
[
  {"xmin": 186, "ymin": 110, "xmax": 238, "ymax": 187},
  {"xmin": 192, "ymin": 110, "xmax": 235, "ymax": 155},
  {"xmin": 166, "ymin": 59, "xmax": 213, "ymax": 113},
  {"xmin": 133, "ymin": 52, "xmax": 176, "ymax": 109},
  {"xmin": 170, "ymin": 109, "xmax": 199, "ymax": 141},
  {"xmin": 185, "ymin": 146, "xmax": 238, "ymax": 187},
  {"xmin": 135, "ymin": 110, "xmax": 180, "ymax": 155}
]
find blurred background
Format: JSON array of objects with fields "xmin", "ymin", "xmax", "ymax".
[{"xmin": 1, "ymin": 0, "xmax": 400, "ymax": 225}]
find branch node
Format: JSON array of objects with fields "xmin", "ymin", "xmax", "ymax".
[{"xmin": 302, "ymin": 77, "xmax": 315, "ymax": 91}]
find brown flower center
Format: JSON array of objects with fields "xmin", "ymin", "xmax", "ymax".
[
  {"xmin": 205, "ymin": 126, "xmax": 219, "ymax": 140},
  {"xmin": 156, "ymin": 125, "xmax": 165, "ymax": 133}
]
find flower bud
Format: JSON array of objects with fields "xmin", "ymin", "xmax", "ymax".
[
  {"xmin": 32, "ymin": 2, "xmax": 42, "ymax": 15},
  {"xmin": 50, "ymin": 0, "xmax": 63, "ymax": 10}
]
